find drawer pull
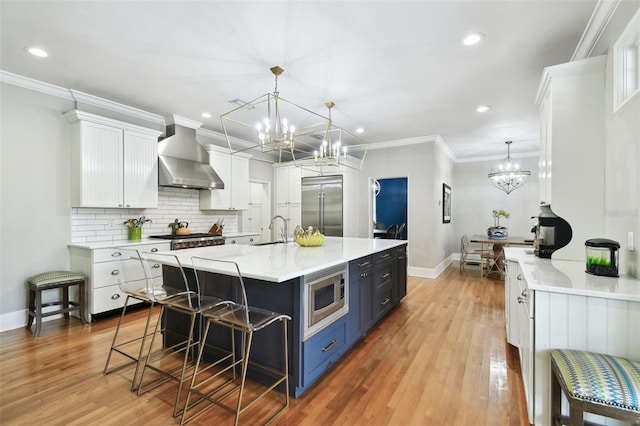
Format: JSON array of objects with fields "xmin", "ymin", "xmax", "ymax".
[
  {"xmin": 150, "ymin": 248, "xmax": 158, "ymax": 252},
  {"xmin": 361, "ymin": 272, "xmax": 368, "ymax": 278},
  {"xmin": 381, "ymin": 298, "xmax": 391, "ymax": 306},
  {"xmin": 111, "ymin": 270, "xmax": 120, "ymax": 276},
  {"xmin": 249, "ymin": 238, "xmax": 254, "ymax": 242},
  {"xmin": 111, "ymin": 294, "xmax": 121, "ymax": 300},
  {"xmin": 153, "ymin": 263, "xmax": 161, "ymax": 269},
  {"xmin": 322, "ymin": 339, "xmax": 337, "ymax": 352},
  {"xmin": 380, "ymin": 253, "xmax": 390, "ymax": 259},
  {"xmin": 381, "ymin": 272, "xmax": 391, "ymax": 279},
  {"xmin": 358, "ymin": 261, "xmax": 370, "ymax": 267},
  {"xmin": 111, "ymin": 251, "xmax": 122, "ymax": 257}
]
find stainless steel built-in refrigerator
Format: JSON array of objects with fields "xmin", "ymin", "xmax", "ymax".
[{"xmin": 301, "ymin": 175, "xmax": 343, "ymax": 236}]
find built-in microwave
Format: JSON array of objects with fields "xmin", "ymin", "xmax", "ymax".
[{"xmin": 303, "ymin": 264, "xmax": 348, "ymax": 341}]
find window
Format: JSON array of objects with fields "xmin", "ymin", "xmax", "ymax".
[{"xmin": 613, "ymin": 8, "xmax": 640, "ymax": 112}]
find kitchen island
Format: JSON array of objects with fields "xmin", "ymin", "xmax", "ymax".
[
  {"xmin": 159, "ymin": 237, "xmax": 408, "ymax": 397},
  {"xmin": 504, "ymin": 247, "xmax": 640, "ymax": 426}
]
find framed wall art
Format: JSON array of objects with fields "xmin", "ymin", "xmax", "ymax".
[{"xmin": 442, "ymin": 183, "xmax": 451, "ymax": 223}]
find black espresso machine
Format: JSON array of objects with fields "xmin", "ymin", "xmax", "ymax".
[{"xmin": 533, "ymin": 203, "xmax": 573, "ymax": 258}]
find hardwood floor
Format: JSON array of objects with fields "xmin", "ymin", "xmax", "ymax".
[{"xmin": 0, "ymin": 265, "xmax": 529, "ymax": 425}]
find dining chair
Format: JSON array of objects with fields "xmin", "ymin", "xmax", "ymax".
[
  {"xmin": 181, "ymin": 257, "xmax": 291, "ymax": 426},
  {"xmin": 396, "ymin": 223, "xmax": 406, "ymax": 239},
  {"xmin": 136, "ymin": 251, "xmax": 225, "ymax": 418},
  {"xmin": 385, "ymin": 224, "xmax": 398, "ymax": 239},
  {"xmin": 460, "ymin": 235, "xmax": 488, "ymax": 273}
]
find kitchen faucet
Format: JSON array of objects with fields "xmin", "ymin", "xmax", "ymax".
[{"xmin": 269, "ymin": 215, "xmax": 288, "ymax": 243}]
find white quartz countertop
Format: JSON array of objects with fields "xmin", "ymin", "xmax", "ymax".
[
  {"xmin": 222, "ymin": 232, "xmax": 260, "ymax": 238},
  {"xmin": 68, "ymin": 238, "xmax": 169, "ymax": 250},
  {"xmin": 152, "ymin": 237, "xmax": 406, "ymax": 283},
  {"xmin": 504, "ymin": 247, "xmax": 640, "ymax": 302}
]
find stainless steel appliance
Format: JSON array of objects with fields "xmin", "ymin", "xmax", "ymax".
[
  {"xmin": 303, "ymin": 264, "xmax": 348, "ymax": 340},
  {"xmin": 534, "ymin": 203, "xmax": 572, "ymax": 258},
  {"xmin": 301, "ymin": 175, "xmax": 343, "ymax": 236},
  {"xmin": 149, "ymin": 233, "xmax": 225, "ymax": 250}
]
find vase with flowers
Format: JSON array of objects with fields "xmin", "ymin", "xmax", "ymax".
[
  {"xmin": 124, "ymin": 216, "xmax": 152, "ymax": 240},
  {"xmin": 487, "ymin": 209, "xmax": 509, "ymax": 239}
]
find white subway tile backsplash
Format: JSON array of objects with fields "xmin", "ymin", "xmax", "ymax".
[{"xmin": 71, "ymin": 188, "xmax": 241, "ymax": 243}]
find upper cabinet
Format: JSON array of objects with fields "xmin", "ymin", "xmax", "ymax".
[
  {"xmin": 64, "ymin": 110, "xmax": 162, "ymax": 209},
  {"xmin": 535, "ymin": 56, "xmax": 606, "ymax": 260},
  {"xmin": 275, "ymin": 165, "xmax": 302, "ymax": 205},
  {"xmin": 199, "ymin": 145, "xmax": 250, "ymax": 210}
]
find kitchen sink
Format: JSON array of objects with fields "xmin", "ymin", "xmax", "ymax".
[{"xmin": 250, "ymin": 240, "xmax": 285, "ymax": 246}]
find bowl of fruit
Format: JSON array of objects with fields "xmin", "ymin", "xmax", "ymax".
[{"xmin": 293, "ymin": 226, "xmax": 325, "ymax": 247}]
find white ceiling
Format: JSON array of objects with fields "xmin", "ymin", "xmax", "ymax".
[{"xmin": 1, "ymin": 1, "xmax": 637, "ymax": 160}]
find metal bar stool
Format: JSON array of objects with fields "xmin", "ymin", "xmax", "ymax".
[
  {"xmin": 181, "ymin": 257, "xmax": 290, "ymax": 426},
  {"xmin": 26, "ymin": 271, "xmax": 86, "ymax": 338},
  {"xmin": 550, "ymin": 349, "xmax": 640, "ymax": 425}
]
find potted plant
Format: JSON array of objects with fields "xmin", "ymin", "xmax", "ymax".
[
  {"xmin": 124, "ymin": 216, "xmax": 152, "ymax": 240},
  {"xmin": 487, "ymin": 209, "xmax": 509, "ymax": 239}
]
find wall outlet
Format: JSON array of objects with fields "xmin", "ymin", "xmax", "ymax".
[{"xmin": 628, "ymin": 231, "xmax": 634, "ymax": 251}]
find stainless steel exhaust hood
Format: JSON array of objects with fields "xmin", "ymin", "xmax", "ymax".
[{"xmin": 158, "ymin": 124, "xmax": 225, "ymax": 190}]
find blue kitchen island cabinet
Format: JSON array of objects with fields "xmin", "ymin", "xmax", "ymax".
[{"xmin": 160, "ymin": 237, "xmax": 407, "ymax": 397}]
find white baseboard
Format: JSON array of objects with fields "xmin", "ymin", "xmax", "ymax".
[
  {"xmin": 408, "ymin": 255, "xmax": 454, "ymax": 279},
  {"xmin": 0, "ymin": 309, "xmax": 67, "ymax": 333}
]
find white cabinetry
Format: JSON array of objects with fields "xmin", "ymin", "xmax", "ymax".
[
  {"xmin": 69, "ymin": 241, "xmax": 170, "ymax": 321},
  {"xmin": 505, "ymin": 259, "xmax": 534, "ymax": 424},
  {"xmin": 535, "ymin": 56, "xmax": 606, "ymax": 260},
  {"xmin": 65, "ymin": 110, "xmax": 162, "ymax": 208},
  {"xmin": 200, "ymin": 145, "xmax": 250, "ymax": 210},
  {"xmin": 274, "ymin": 165, "xmax": 302, "ymax": 239},
  {"xmin": 226, "ymin": 234, "xmax": 261, "ymax": 245}
]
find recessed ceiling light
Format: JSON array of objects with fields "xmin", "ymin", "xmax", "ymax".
[
  {"xmin": 462, "ymin": 33, "xmax": 484, "ymax": 46},
  {"xmin": 356, "ymin": 128, "xmax": 364, "ymax": 134},
  {"xmin": 26, "ymin": 46, "xmax": 49, "ymax": 58},
  {"xmin": 476, "ymin": 105, "xmax": 491, "ymax": 113},
  {"xmin": 201, "ymin": 112, "xmax": 212, "ymax": 118}
]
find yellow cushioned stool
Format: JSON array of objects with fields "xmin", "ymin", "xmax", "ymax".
[{"xmin": 26, "ymin": 271, "xmax": 87, "ymax": 337}]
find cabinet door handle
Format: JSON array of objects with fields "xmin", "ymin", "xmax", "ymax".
[
  {"xmin": 381, "ymin": 272, "xmax": 391, "ymax": 279},
  {"xmin": 520, "ymin": 289, "xmax": 527, "ymax": 297},
  {"xmin": 111, "ymin": 252, "xmax": 122, "ymax": 257},
  {"xmin": 517, "ymin": 274, "xmax": 522, "ymax": 281},
  {"xmin": 517, "ymin": 296, "xmax": 525, "ymax": 304},
  {"xmin": 361, "ymin": 272, "xmax": 368, "ymax": 278},
  {"xmin": 111, "ymin": 270, "xmax": 120, "ymax": 276},
  {"xmin": 152, "ymin": 263, "xmax": 161, "ymax": 269},
  {"xmin": 150, "ymin": 248, "xmax": 158, "ymax": 253},
  {"xmin": 381, "ymin": 298, "xmax": 391, "ymax": 306},
  {"xmin": 322, "ymin": 339, "xmax": 337, "ymax": 352},
  {"xmin": 111, "ymin": 294, "xmax": 121, "ymax": 300},
  {"xmin": 358, "ymin": 261, "xmax": 370, "ymax": 267},
  {"xmin": 381, "ymin": 253, "xmax": 390, "ymax": 259}
]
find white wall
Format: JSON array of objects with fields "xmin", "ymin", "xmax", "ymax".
[
  {"xmin": 603, "ymin": 38, "xmax": 640, "ymax": 277},
  {"xmin": 1, "ymin": 85, "xmax": 75, "ymax": 323}
]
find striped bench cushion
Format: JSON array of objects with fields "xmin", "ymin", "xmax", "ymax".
[
  {"xmin": 28, "ymin": 271, "xmax": 85, "ymax": 286},
  {"xmin": 550, "ymin": 349, "xmax": 640, "ymax": 412}
]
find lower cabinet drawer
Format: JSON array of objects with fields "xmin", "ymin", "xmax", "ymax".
[
  {"xmin": 303, "ymin": 317, "xmax": 347, "ymax": 385},
  {"xmin": 92, "ymin": 284, "xmax": 143, "ymax": 314},
  {"xmin": 374, "ymin": 283, "xmax": 393, "ymax": 318}
]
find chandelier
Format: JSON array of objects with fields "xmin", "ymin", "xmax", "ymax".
[
  {"xmin": 221, "ymin": 66, "xmax": 368, "ymax": 172},
  {"xmin": 487, "ymin": 140, "xmax": 531, "ymax": 194}
]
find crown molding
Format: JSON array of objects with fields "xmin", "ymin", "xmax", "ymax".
[
  {"xmin": 0, "ymin": 70, "xmax": 73, "ymax": 100},
  {"xmin": 455, "ymin": 151, "xmax": 540, "ymax": 164},
  {"xmin": 571, "ymin": 0, "xmax": 620, "ymax": 61},
  {"xmin": 70, "ymin": 89, "xmax": 165, "ymax": 126},
  {"xmin": 63, "ymin": 110, "xmax": 163, "ymax": 137}
]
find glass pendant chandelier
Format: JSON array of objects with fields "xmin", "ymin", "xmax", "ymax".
[
  {"xmin": 488, "ymin": 140, "xmax": 531, "ymax": 194},
  {"xmin": 313, "ymin": 102, "xmax": 346, "ymax": 165},
  {"xmin": 254, "ymin": 66, "xmax": 295, "ymax": 153}
]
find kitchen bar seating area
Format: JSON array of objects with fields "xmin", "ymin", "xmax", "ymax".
[{"xmin": 0, "ymin": 268, "xmax": 530, "ymax": 425}]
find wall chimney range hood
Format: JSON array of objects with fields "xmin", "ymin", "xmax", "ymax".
[{"xmin": 157, "ymin": 120, "xmax": 224, "ymax": 190}]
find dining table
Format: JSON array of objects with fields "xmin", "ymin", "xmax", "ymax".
[{"xmin": 469, "ymin": 234, "xmax": 533, "ymax": 279}]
